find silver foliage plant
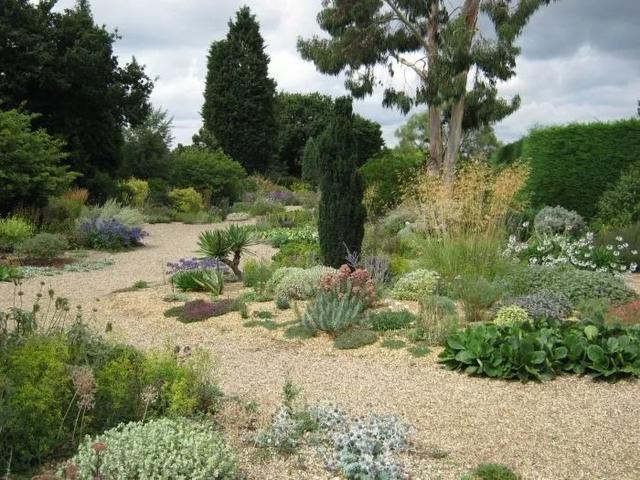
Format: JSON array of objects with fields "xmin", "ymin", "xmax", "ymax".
[
  {"xmin": 310, "ymin": 404, "xmax": 413, "ymax": 480},
  {"xmin": 301, "ymin": 293, "xmax": 364, "ymax": 334}
]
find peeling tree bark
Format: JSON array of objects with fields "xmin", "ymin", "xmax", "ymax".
[{"xmin": 426, "ymin": 0, "xmax": 443, "ymax": 175}]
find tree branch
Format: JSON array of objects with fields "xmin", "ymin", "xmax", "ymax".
[{"xmin": 383, "ymin": 0, "xmax": 430, "ymax": 52}]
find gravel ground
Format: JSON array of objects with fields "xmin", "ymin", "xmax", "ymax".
[{"xmin": 2, "ymin": 223, "xmax": 639, "ymax": 480}]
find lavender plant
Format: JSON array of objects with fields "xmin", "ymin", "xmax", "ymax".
[{"xmin": 77, "ymin": 218, "xmax": 147, "ymax": 250}]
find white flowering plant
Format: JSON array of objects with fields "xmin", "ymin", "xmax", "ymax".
[{"xmin": 504, "ymin": 231, "xmax": 638, "ymax": 274}]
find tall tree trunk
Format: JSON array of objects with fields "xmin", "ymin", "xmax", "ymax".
[
  {"xmin": 426, "ymin": 0, "xmax": 442, "ymax": 174},
  {"xmin": 443, "ymin": 0, "xmax": 480, "ymax": 185}
]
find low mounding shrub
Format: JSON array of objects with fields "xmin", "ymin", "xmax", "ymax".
[
  {"xmin": 368, "ymin": 310, "xmax": 417, "ymax": 332},
  {"xmin": 493, "ymin": 305, "xmax": 529, "ymax": 327},
  {"xmin": 333, "ymin": 329, "xmax": 378, "ymax": 349},
  {"xmin": 302, "ymin": 293, "xmax": 363, "ymax": 334},
  {"xmin": 319, "ymin": 264, "xmax": 377, "ymax": 307},
  {"xmin": 463, "ymin": 463, "xmax": 519, "ymax": 480},
  {"xmin": 79, "ymin": 199, "xmax": 145, "ymax": 227},
  {"xmin": 181, "ymin": 299, "xmax": 235, "ymax": 322},
  {"xmin": 243, "ymin": 259, "xmax": 276, "ymax": 292},
  {"xmin": 16, "ymin": 233, "xmax": 68, "ymax": 260},
  {"xmin": 63, "ymin": 418, "xmax": 236, "ymax": 479},
  {"xmin": 440, "ymin": 317, "xmax": 640, "ymax": 381},
  {"xmin": 533, "ymin": 206, "xmax": 585, "ymax": 236},
  {"xmin": 0, "ymin": 215, "xmax": 34, "ymax": 252},
  {"xmin": 267, "ymin": 266, "xmax": 336, "ymax": 300},
  {"xmin": 506, "ymin": 265, "xmax": 636, "ymax": 306},
  {"xmin": 505, "ymin": 290, "xmax": 573, "ymax": 320},
  {"xmin": 77, "ymin": 218, "xmax": 148, "ymax": 250},
  {"xmin": 168, "ymin": 187, "xmax": 204, "ymax": 213},
  {"xmin": 391, "ymin": 269, "xmax": 439, "ymax": 301}
]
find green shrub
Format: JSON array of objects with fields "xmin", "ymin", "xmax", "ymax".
[
  {"xmin": 144, "ymin": 205, "xmax": 173, "ymax": 223},
  {"xmin": 248, "ymin": 198, "xmax": 285, "ymax": 217},
  {"xmin": 302, "ymin": 293, "xmax": 363, "ymax": 334},
  {"xmin": 16, "ymin": 233, "xmax": 68, "ymax": 260},
  {"xmin": 440, "ymin": 317, "xmax": 640, "ymax": 381},
  {"xmin": 368, "ymin": 310, "xmax": 417, "ymax": 332},
  {"xmin": 284, "ymin": 324, "xmax": 316, "ymax": 340},
  {"xmin": 504, "ymin": 291, "xmax": 573, "ymax": 320},
  {"xmin": 272, "ymin": 241, "xmax": 321, "ymax": 268},
  {"xmin": 533, "ymin": 206, "xmax": 585, "ymax": 236},
  {"xmin": 119, "ymin": 177, "xmax": 149, "ymax": 208},
  {"xmin": 1, "ymin": 335, "xmax": 72, "ymax": 471},
  {"xmin": 493, "ymin": 305, "xmax": 530, "ymax": 326},
  {"xmin": 0, "ymin": 109, "xmax": 75, "ymax": 213},
  {"xmin": 381, "ymin": 338, "xmax": 406, "ymax": 349},
  {"xmin": 170, "ymin": 147, "xmax": 246, "ymax": 203},
  {"xmin": 464, "ymin": 463, "xmax": 519, "ymax": 480},
  {"xmin": 275, "ymin": 296, "xmax": 291, "ymax": 310},
  {"xmin": 169, "ymin": 187, "xmax": 204, "ymax": 213},
  {"xmin": 243, "ymin": 259, "xmax": 276, "ymax": 292},
  {"xmin": 360, "ymin": 149, "xmax": 422, "ymax": 217},
  {"xmin": 0, "ymin": 263, "xmax": 21, "ymax": 281},
  {"xmin": 455, "ymin": 276, "xmax": 504, "ymax": 322},
  {"xmin": 0, "ymin": 215, "xmax": 34, "ymax": 252},
  {"xmin": 506, "ymin": 265, "xmax": 636, "ymax": 306},
  {"xmin": 267, "ymin": 266, "xmax": 336, "ymax": 300},
  {"xmin": 64, "ymin": 417, "xmax": 236, "ymax": 479},
  {"xmin": 596, "ymin": 160, "xmax": 640, "ymax": 227},
  {"xmin": 79, "ymin": 199, "xmax": 145, "ymax": 228},
  {"xmin": 490, "ymin": 138, "xmax": 524, "ymax": 166},
  {"xmin": 391, "ymin": 269, "xmax": 440, "ymax": 301},
  {"xmin": 174, "ymin": 210, "xmax": 221, "ymax": 224},
  {"xmin": 333, "ymin": 329, "xmax": 378, "ymax": 349},
  {"xmin": 523, "ymin": 119, "xmax": 640, "ymax": 219}
]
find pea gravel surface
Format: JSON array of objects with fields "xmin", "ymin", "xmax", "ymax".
[{"xmin": 2, "ymin": 222, "xmax": 639, "ymax": 480}]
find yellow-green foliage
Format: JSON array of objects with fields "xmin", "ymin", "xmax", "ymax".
[
  {"xmin": 0, "ymin": 215, "xmax": 34, "ymax": 252},
  {"xmin": 1, "ymin": 336, "xmax": 72, "ymax": 470},
  {"xmin": 120, "ymin": 177, "xmax": 150, "ymax": 208},
  {"xmin": 391, "ymin": 269, "xmax": 440, "ymax": 301},
  {"xmin": 168, "ymin": 187, "xmax": 204, "ymax": 213},
  {"xmin": 494, "ymin": 305, "xmax": 530, "ymax": 326}
]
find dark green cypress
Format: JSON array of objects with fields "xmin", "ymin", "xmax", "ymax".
[
  {"xmin": 317, "ymin": 97, "xmax": 366, "ymax": 268},
  {"xmin": 201, "ymin": 7, "xmax": 276, "ymax": 174}
]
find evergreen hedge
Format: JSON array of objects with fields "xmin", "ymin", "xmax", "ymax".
[{"xmin": 523, "ymin": 119, "xmax": 640, "ymax": 219}]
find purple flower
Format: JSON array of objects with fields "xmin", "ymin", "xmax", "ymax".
[
  {"xmin": 166, "ymin": 257, "xmax": 230, "ymax": 275},
  {"xmin": 266, "ymin": 190, "xmax": 294, "ymax": 204},
  {"xmin": 78, "ymin": 218, "xmax": 147, "ymax": 250}
]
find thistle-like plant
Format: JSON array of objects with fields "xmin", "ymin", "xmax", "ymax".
[
  {"xmin": 302, "ymin": 292, "xmax": 363, "ymax": 335},
  {"xmin": 198, "ymin": 225, "xmax": 256, "ymax": 280}
]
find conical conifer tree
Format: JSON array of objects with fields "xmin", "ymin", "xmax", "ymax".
[
  {"xmin": 317, "ymin": 97, "xmax": 366, "ymax": 268},
  {"xmin": 201, "ymin": 7, "xmax": 276, "ymax": 173}
]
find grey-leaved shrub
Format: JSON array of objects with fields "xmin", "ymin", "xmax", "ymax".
[
  {"xmin": 63, "ymin": 417, "xmax": 236, "ymax": 479},
  {"xmin": 391, "ymin": 269, "xmax": 439, "ymax": 301},
  {"xmin": 534, "ymin": 205, "xmax": 585, "ymax": 236}
]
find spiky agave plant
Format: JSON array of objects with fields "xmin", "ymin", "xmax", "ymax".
[
  {"xmin": 198, "ymin": 225, "xmax": 256, "ymax": 280},
  {"xmin": 301, "ymin": 292, "xmax": 363, "ymax": 335}
]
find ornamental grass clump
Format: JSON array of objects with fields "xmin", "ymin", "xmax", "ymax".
[{"xmin": 62, "ymin": 418, "xmax": 236, "ymax": 479}]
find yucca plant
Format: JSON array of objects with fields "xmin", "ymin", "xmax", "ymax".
[
  {"xmin": 301, "ymin": 292, "xmax": 363, "ymax": 335},
  {"xmin": 198, "ymin": 225, "xmax": 256, "ymax": 280}
]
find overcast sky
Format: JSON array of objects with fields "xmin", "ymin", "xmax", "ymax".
[{"xmin": 56, "ymin": 0, "xmax": 640, "ymax": 147}]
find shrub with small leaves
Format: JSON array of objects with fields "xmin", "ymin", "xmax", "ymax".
[
  {"xmin": 0, "ymin": 215, "xmax": 34, "ymax": 252},
  {"xmin": 16, "ymin": 233, "xmax": 68, "ymax": 260},
  {"xmin": 302, "ymin": 293, "xmax": 363, "ymax": 334},
  {"xmin": 493, "ymin": 305, "xmax": 530, "ymax": 327},
  {"xmin": 275, "ymin": 296, "xmax": 290, "ymax": 310},
  {"xmin": 333, "ymin": 329, "xmax": 378, "ymax": 349},
  {"xmin": 368, "ymin": 310, "xmax": 417, "ymax": 332},
  {"xmin": 534, "ymin": 206, "xmax": 585, "ymax": 236},
  {"xmin": 267, "ymin": 266, "xmax": 336, "ymax": 300},
  {"xmin": 63, "ymin": 417, "xmax": 236, "ymax": 479},
  {"xmin": 505, "ymin": 290, "xmax": 573, "ymax": 320},
  {"xmin": 168, "ymin": 187, "xmax": 204, "ymax": 213},
  {"xmin": 391, "ymin": 269, "xmax": 440, "ymax": 301}
]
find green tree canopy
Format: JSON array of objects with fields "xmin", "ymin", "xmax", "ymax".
[
  {"xmin": 298, "ymin": 0, "xmax": 552, "ymax": 182},
  {"xmin": 201, "ymin": 6, "xmax": 276, "ymax": 174},
  {"xmin": 0, "ymin": 109, "xmax": 76, "ymax": 213},
  {"xmin": 121, "ymin": 108, "xmax": 173, "ymax": 179}
]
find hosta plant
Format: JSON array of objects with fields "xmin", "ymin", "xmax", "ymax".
[
  {"xmin": 61, "ymin": 418, "xmax": 236, "ymax": 479},
  {"xmin": 301, "ymin": 292, "xmax": 363, "ymax": 334}
]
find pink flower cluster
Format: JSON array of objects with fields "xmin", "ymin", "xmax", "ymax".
[{"xmin": 320, "ymin": 264, "xmax": 377, "ymax": 307}]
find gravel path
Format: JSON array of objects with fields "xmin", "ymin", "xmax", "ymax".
[{"xmin": 2, "ymin": 223, "xmax": 639, "ymax": 480}]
